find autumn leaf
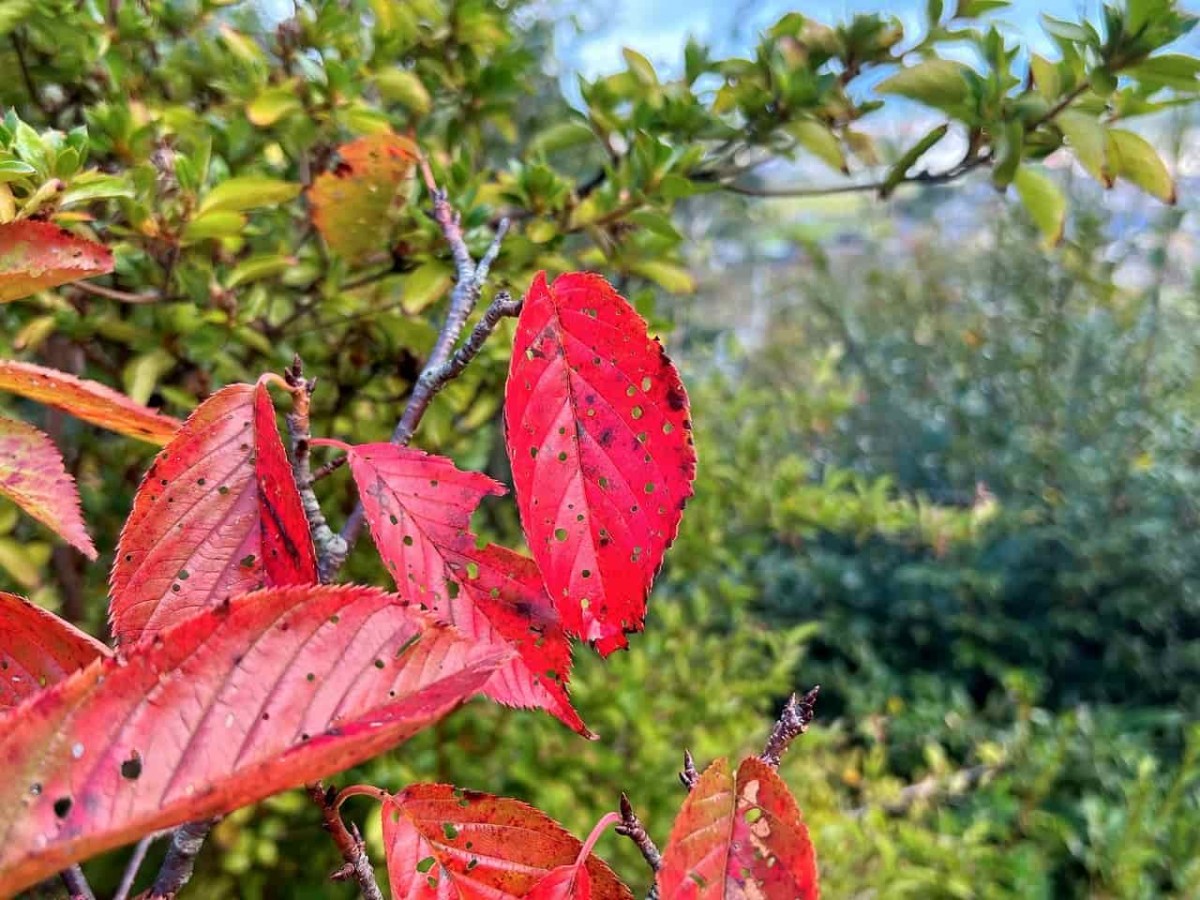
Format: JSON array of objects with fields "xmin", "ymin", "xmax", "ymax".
[
  {"xmin": 331, "ymin": 441, "xmax": 591, "ymax": 736},
  {"xmin": 504, "ymin": 272, "xmax": 696, "ymax": 655},
  {"xmin": 0, "ymin": 360, "xmax": 181, "ymax": 445},
  {"xmin": 0, "ymin": 591, "xmax": 110, "ymax": 709},
  {"xmin": 109, "ymin": 380, "xmax": 316, "ymax": 645},
  {"xmin": 0, "ymin": 584, "xmax": 507, "ymax": 896},
  {"xmin": 0, "ymin": 221, "xmax": 113, "ymax": 303},
  {"xmin": 657, "ymin": 757, "xmax": 819, "ymax": 900},
  {"xmin": 308, "ymin": 132, "xmax": 418, "ymax": 263},
  {"xmin": 525, "ymin": 812, "xmax": 623, "ymax": 900},
  {"xmin": 382, "ymin": 785, "xmax": 631, "ymax": 900},
  {"xmin": 0, "ymin": 415, "xmax": 95, "ymax": 558}
]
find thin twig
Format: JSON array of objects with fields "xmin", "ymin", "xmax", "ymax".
[
  {"xmin": 307, "ymin": 783, "xmax": 385, "ymax": 900},
  {"xmin": 72, "ymin": 280, "xmax": 164, "ymax": 304},
  {"xmin": 617, "ymin": 793, "xmax": 662, "ymax": 871},
  {"xmin": 282, "ymin": 356, "xmax": 347, "ymax": 581},
  {"xmin": 679, "ymin": 749, "xmax": 699, "ymax": 791},
  {"xmin": 760, "ymin": 685, "xmax": 820, "ymax": 769},
  {"xmin": 113, "ymin": 835, "xmax": 156, "ymax": 900},
  {"xmin": 60, "ymin": 865, "xmax": 95, "ymax": 900},
  {"xmin": 148, "ymin": 819, "xmax": 215, "ymax": 899}
]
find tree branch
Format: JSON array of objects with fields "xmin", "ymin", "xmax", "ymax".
[
  {"xmin": 760, "ymin": 685, "xmax": 820, "ymax": 769},
  {"xmin": 72, "ymin": 281, "xmax": 164, "ymax": 304},
  {"xmin": 60, "ymin": 864, "xmax": 95, "ymax": 900},
  {"xmin": 616, "ymin": 793, "xmax": 662, "ymax": 900},
  {"xmin": 307, "ymin": 783, "xmax": 385, "ymax": 900},
  {"xmin": 113, "ymin": 835, "xmax": 156, "ymax": 900},
  {"xmin": 147, "ymin": 819, "xmax": 214, "ymax": 899}
]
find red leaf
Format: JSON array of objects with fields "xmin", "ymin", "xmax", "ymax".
[
  {"xmin": 381, "ymin": 785, "xmax": 631, "ymax": 900},
  {"xmin": 657, "ymin": 758, "xmax": 819, "ymax": 900},
  {"xmin": 0, "ymin": 591, "xmax": 110, "ymax": 709},
  {"xmin": 525, "ymin": 812, "xmax": 622, "ymax": 900},
  {"xmin": 309, "ymin": 133, "xmax": 418, "ymax": 263},
  {"xmin": 505, "ymin": 272, "xmax": 696, "ymax": 655},
  {"xmin": 336, "ymin": 441, "xmax": 590, "ymax": 736},
  {"xmin": 0, "ymin": 360, "xmax": 180, "ymax": 445},
  {"xmin": 0, "ymin": 221, "xmax": 114, "ymax": 303},
  {"xmin": 109, "ymin": 381, "xmax": 317, "ymax": 645},
  {"xmin": 0, "ymin": 415, "xmax": 96, "ymax": 558},
  {"xmin": 0, "ymin": 584, "xmax": 507, "ymax": 896}
]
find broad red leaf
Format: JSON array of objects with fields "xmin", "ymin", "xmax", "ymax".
[
  {"xmin": 0, "ymin": 360, "xmax": 180, "ymax": 445},
  {"xmin": 109, "ymin": 381, "xmax": 317, "ymax": 645},
  {"xmin": 0, "ymin": 584, "xmax": 507, "ymax": 896},
  {"xmin": 309, "ymin": 132, "xmax": 417, "ymax": 263},
  {"xmin": 505, "ymin": 272, "xmax": 696, "ymax": 655},
  {"xmin": 334, "ymin": 441, "xmax": 591, "ymax": 737},
  {"xmin": 524, "ymin": 812, "xmax": 622, "ymax": 900},
  {"xmin": 0, "ymin": 592, "xmax": 110, "ymax": 709},
  {"xmin": 657, "ymin": 757, "xmax": 819, "ymax": 900},
  {"xmin": 382, "ymin": 785, "xmax": 631, "ymax": 900},
  {"xmin": 0, "ymin": 221, "xmax": 114, "ymax": 303},
  {"xmin": 0, "ymin": 415, "xmax": 95, "ymax": 558}
]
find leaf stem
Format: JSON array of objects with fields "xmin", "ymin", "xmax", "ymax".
[{"xmin": 307, "ymin": 782, "xmax": 385, "ymax": 900}]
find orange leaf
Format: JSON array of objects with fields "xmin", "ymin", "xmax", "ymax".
[
  {"xmin": 0, "ymin": 584, "xmax": 507, "ymax": 896},
  {"xmin": 0, "ymin": 415, "xmax": 96, "ymax": 558},
  {"xmin": 0, "ymin": 360, "xmax": 181, "ymax": 445},
  {"xmin": 0, "ymin": 221, "xmax": 113, "ymax": 303},
  {"xmin": 308, "ymin": 132, "xmax": 418, "ymax": 263},
  {"xmin": 657, "ymin": 757, "xmax": 819, "ymax": 900},
  {"xmin": 0, "ymin": 592, "xmax": 110, "ymax": 709}
]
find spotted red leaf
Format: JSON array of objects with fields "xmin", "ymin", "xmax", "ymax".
[
  {"xmin": 332, "ymin": 441, "xmax": 590, "ymax": 736},
  {"xmin": 0, "ymin": 360, "xmax": 180, "ymax": 445},
  {"xmin": 504, "ymin": 272, "xmax": 696, "ymax": 655},
  {"xmin": 0, "ymin": 584, "xmax": 507, "ymax": 896},
  {"xmin": 0, "ymin": 221, "xmax": 114, "ymax": 304},
  {"xmin": 382, "ymin": 785, "xmax": 631, "ymax": 900},
  {"xmin": 109, "ymin": 381, "xmax": 317, "ymax": 646},
  {"xmin": 0, "ymin": 415, "xmax": 95, "ymax": 558},
  {"xmin": 0, "ymin": 592, "xmax": 110, "ymax": 709},
  {"xmin": 657, "ymin": 757, "xmax": 819, "ymax": 900},
  {"xmin": 524, "ymin": 812, "xmax": 622, "ymax": 900},
  {"xmin": 308, "ymin": 132, "xmax": 418, "ymax": 263}
]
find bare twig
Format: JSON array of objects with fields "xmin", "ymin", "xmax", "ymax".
[
  {"xmin": 148, "ymin": 819, "xmax": 214, "ymax": 899},
  {"xmin": 760, "ymin": 685, "xmax": 820, "ymax": 769},
  {"xmin": 113, "ymin": 835, "xmax": 156, "ymax": 900},
  {"xmin": 282, "ymin": 356, "xmax": 347, "ymax": 581},
  {"xmin": 60, "ymin": 865, "xmax": 95, "ymax": 900},
  {"xmin": 72, "ymin": 281, "xmax": 164, "ymax": 304},
  {"xmin": 321, "ymin": 161, "xmax": 512, "ymax": 577},
  {"xmin": 617, "ymin": 793, "xmax": 662, "ymax": 871},
  {"xmin": 679, "ymin": 750, "xmax": 699, "ymax": 791},
  {"xmin": 307, "ymin": 783, "xmax": 385, "ymax": 900}
]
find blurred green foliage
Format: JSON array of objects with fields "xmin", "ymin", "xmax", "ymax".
[{"xmin": 1, "ymin": 0, "xmax": 1199, "ymax": 897}]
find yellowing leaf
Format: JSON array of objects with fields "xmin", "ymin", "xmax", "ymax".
[
  {"xmin": 629, "ymin": 260, "xmax": 695, "ymax": 294},
  {"xmin": 198, "ymin": 177, "xmax": 301, "ymax": 215},
  {"xmin": 401, "ymin": 261, "xmax": 453, "ymax": 314},
  {"xmin": 375, "ymin": 69, "xmax": 432, "ymax": 115},
  {"xmin": 1013, "ymin": 167, "xmax": 1066, "ymax": 246},
  {"xmin": 1058, "ymin": 112, "xmax": 1112, "ymax": 187},
  {"xmin": 787, "ymin": 121, "xmax": 848, "ymax": 174},
  {"xmin": 877, "ymin": 59, "xmax": 972, "ymax": 110},
  {"xmin": 247, "ymin": 85, "xmax": 302, "ymax": 127},
  {"xmin": 1107, "ymin": 128, "xmax": 1175, "ymax": 204}
]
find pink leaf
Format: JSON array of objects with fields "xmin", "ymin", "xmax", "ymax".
[
  {"xmin": 336, "ymin": 441, "xmax": 590, "ymax": 736},
  {"xmin": 381, "ymin": 785, "xmax": 630, "ymax": 900},
  {"xmin": 0, "ymin": 591, "xmax": 110, "ymax": 709},
  {"xmin": 0, "ymin": 360, "xmax": 180, "ymax": 445},
  {"xmin": 657, "ymin": 757, "xmax": 819, "ymax": 900},
  {"xmin": 0, "ymin": 415, "xmax": 95, "ymax": 558},
  {"xmin": 505, "ymin": 272, "xmax": 696, "ymax": 654},
  {"xmin": 0, "ymin": 221, "xmax": 113, "ymax": 304},
  {"xmin": 0, "ymin": 584, "xmax": 507, "ymax": 896},
  {"xmin": 109, "ymin": 381, "xmax": 317, "ymax": 645}
]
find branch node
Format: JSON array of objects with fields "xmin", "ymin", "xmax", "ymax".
[
  {"xmin": 616, "ymin": 792, "xmax": 662, "ymax": 874},
  {"xmin": 760, "ymin": 685, "xmax": 820, "ymax": 769},
  {"xmin": 680, "ymin": 749, "xmax": 699, "ymax": 791}
]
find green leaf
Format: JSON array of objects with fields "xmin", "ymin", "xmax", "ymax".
[
  {"xmin": 630, "ymin": 259, "xmax": 695, "ymax": 294},
  {"xmin": 247, "ymin": 86, "xmax": 302, "ymax": 127},
  {"xmin": 1057, "ymin": 111, "xmax": 1112, "ymax": 186},
  {"xmin": 1127, "ymin": 54, "xmax": 1200, "ymax": 92},
  {"xmin": 882, "ymin": 123, "xmax": 949, "ymax": 197},
  {"xmin": 400, "ymin": 261, "xmax": 453, "ymax": 314},
  {"xmin": 991, "ymin": 120, "xmax": 1024, "ymax": 189},
  {"xmin": 0, "ymin": 160, "xmax": 35, "ymax": 183},
  {"xmin": 199, "ymin": 177, "xmax": 301, "ymax": 215},
  {"xmin": 182, "ymin": 210, "xmax": 246, "ymax": 243},
  {"xmin": 1107, "ymin": 129, "xmax": 1175, "ymax": 203},
  {"xmin": 954, "ymin": 0, "xmax": 1010, "ymax": 15},
  {"xmin": 786, "ymin": 121, "xmax": 848, "ymax": 174},
  {"xmin": 58, "ymin": 174, "xmax": 134, "ymax": 207},
  {"xmin": 623, "ymin": 47, "xmax": 658, "ymax": 85},
  {"xmin": 226, "ymin": 254, "xmax": 297, "ymax": 288},
  {"xmin": 122, "ymin": 349, "xmax": 175, "ymax": 406},
  {"xmin": 1013, "ymin": 167, "xmax": 1065, "ymax": 245},
  {"xmin": 877, "ymin": 60, "xmax": 972, "ymax": 110},
  {"xmin": 375, "ymin": 69, "xmax": 432, "ymax": 116},
  {"xmin": 1029, "ymin": 55, "xmax": 1061, "ymax": 98},
  {"xmin": 527, "ymin": 121, "xmax": 596, "ymax": 156}
]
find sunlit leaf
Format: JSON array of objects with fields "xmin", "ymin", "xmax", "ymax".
[
  {"xmin": 0, "ymin": 591, "xmax": 109, "ymax": 709},
  {"xmin": 0, "ymin": 221, "xmax": 113, "ymax": 303}
]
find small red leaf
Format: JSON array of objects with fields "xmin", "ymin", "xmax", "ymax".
[
  {"xmin": 309, "ymin": 133, "xmax": 418, "ymax": 263},
  {"xmin": 505, "ymin": 272, "xmax": 696, "ymax": 654},
  {"xmin": 109, "ymin": 381, "xmax": 317, "ymax": 645},
  {"xmin": 0, "ymin": 415, "xmax": 96, "ymax": 558},
  {"xmin": 0, "ymin": 584, "xmax": 507, "ymax": 896},
  {"xmin": 381, "ymin": 785, "xmax": 631, "ymax": 900},
  {"xmin": 657, "ymin": 757, "xmax": 819, "ymax": 900},
  {"xmin": 0, "ymin": 221, "xmax": 114, "ymax": 303},
  {"xmin": 0, "ymin": 592, "xmax": 110, "ymax": 709},
  {"xmin": 0, "ymin": 360, "xmax": 180, "ymax": 445},
  {"xmin": 339, "ymin": 441, "xmax": 590, "ymax": 736},
  {"xmin": 525, "ymin": 812, "xmax": 621, "ymax": 900}
]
